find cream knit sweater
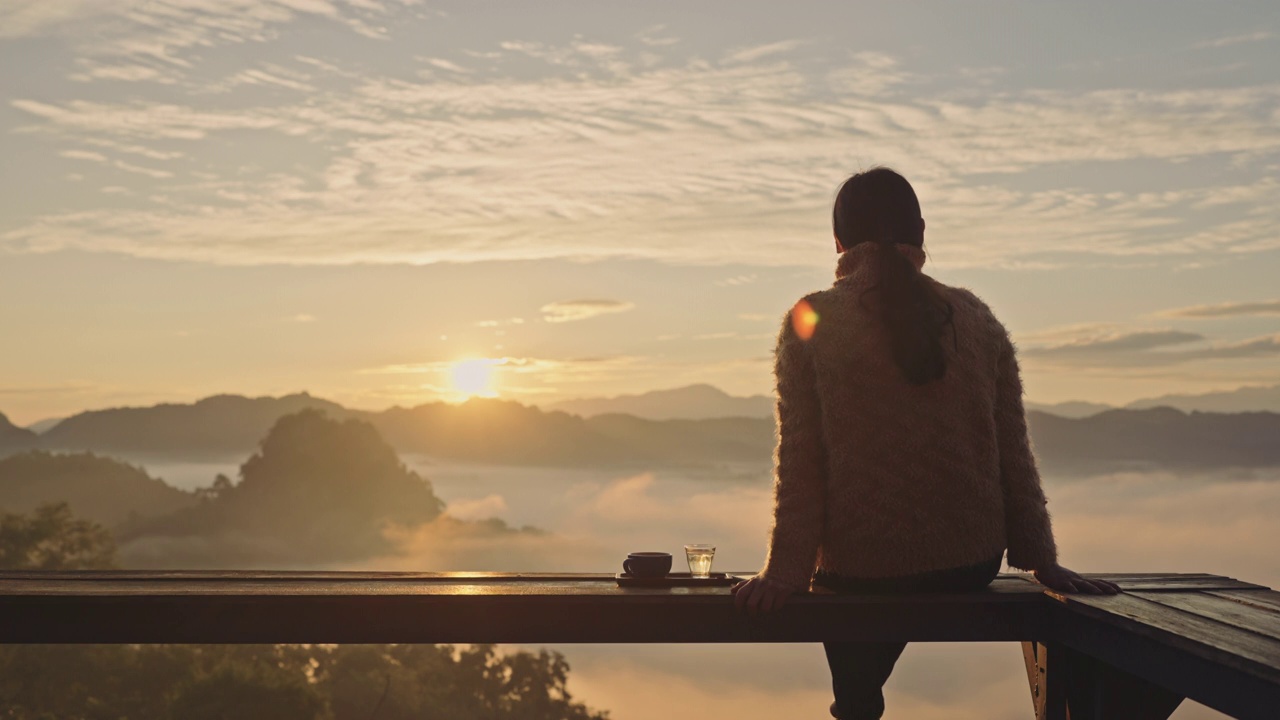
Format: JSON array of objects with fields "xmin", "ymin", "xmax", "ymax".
[{"xmin": 757, "ymin": 242, "xmax": 1058, "ymax": 590}]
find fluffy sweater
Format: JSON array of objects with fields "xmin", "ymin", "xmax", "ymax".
[{"xmin": 757, "ymin": 242, "xmax": 1058, "ymax": 590}]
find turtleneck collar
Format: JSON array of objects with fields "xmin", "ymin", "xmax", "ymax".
[{"xmin": 835, "ymin": 242, "xmax": 927, "ymax": 282}]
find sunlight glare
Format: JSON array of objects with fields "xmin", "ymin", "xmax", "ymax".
[{"xmin": 451, "ymin": 358, "xmax": 499, "ymax": 397}]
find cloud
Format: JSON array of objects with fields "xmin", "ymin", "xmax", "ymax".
[
  {"xmin": 1194, "ymin": 31, "xmax": 1275, "ymax": 50},
  {"xmin": 5, "ymin": 11, "xmax": 1280, "ymax": 270},
  {"xmin": 445, "ymin": 493, "xmax": 510, "ymax": 521},
  {"xmin": 715, "ymin": 274, "xmax": 757, "ymax": 287},
  {"xmin": 1024, "ymin": 329, "xmax": 1280, "ymax": 368},
  {"xmin": 59, "ymin": 149, "xmax": 107, "ymax": 162},
  {"xmin": 1027, "ymin": 330, "xmax": 1205, "ymax": 355},
  {"xmin": 1160, "ymin": 299, "xmax": 1280, "ymax": 318},
  {"xmin": 722, "ymin": 40, "xmax": 803, "ymax": 65},
  {"xmin": 541, "ymin": 299, "xmax": 636, "ymax": 324}
]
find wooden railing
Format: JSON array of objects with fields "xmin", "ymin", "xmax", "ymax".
[{"xmin": 1, "ymin": 571, "xmax": 1277, "ymax": 720}]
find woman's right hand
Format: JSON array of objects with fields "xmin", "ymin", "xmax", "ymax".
[{"xmin": 1033, "ymin": 564, "xmax": 1121, "ymax": 595}]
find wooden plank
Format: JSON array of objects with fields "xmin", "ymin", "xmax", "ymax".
[
  {"xmin": 1021, "ymin": 641, "xmax": 1067, "ymax": 720},
  {"xmin": 1001, "ymin": 572, "xmax": 1266, "ymax": 591},
  {"xmin": 1049, "ymin": 592, "xmax": 1280, "ymax": 684},
  {"xmin": 0, "ymin": 573, "xmax": 1050, "ymax": 644},
  {"xmin": 1055, "ymin": 603, "xmax": 1280, "ymax": 720},
  {"xmin": 1131, "ymin": 591, "xmax": 1280, "ymax": 643},
  {"xmin": 1205, "ymin": 589, "xmax": 1280, "ymax": 614}
]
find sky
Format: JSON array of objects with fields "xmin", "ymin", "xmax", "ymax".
[{"xmin": 3, "ymin": 0, "xmax": 1280, "ymax": 424}]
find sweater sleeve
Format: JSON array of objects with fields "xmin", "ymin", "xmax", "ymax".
[
  {"xmin": 994, "ymin": 330, "xmax": 1058, "ymax": 571},
  {"xmin": 757, "ymin": 308, "xmax": 828, "ymax": 591}
]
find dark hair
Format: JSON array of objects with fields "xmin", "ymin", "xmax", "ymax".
[{"xmin": 833, "ymin": 167, "xmax": 954, "ymax": 385}]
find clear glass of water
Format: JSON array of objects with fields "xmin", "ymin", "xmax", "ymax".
[{"xmin": 684, "ymin": 544, "xmax": 716, "ymax": 578}]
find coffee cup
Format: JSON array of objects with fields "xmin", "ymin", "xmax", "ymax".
[{"xmin": 623, "ymin": 551, "xmax": 672, "ymax": 578}]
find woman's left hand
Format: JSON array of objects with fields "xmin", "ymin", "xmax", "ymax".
[{"xmin": 732, "ymin": 576, "xmax": 794, "ymax": 615}]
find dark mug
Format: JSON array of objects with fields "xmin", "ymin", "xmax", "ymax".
[{"xmin": 623, "ymin": 551, "xmax": 672, "ymax": 578}]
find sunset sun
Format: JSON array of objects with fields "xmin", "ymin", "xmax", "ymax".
[{"xmin": 450, "ymin": 358, "xmax": 499, "ymax": 398}]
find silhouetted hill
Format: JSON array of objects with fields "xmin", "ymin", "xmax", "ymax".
[
  {"xmin": 369, "ymin": 399, "xmax": 655, "ymax": 466},
  {"xmin": 1024, "ymin": 401, "xmax": 1114, "ymax": 419},
  {"xmin": 1027, "ymin": 407, "xmax": 1280, "ymax": 475},
  {"xmin": 13, "ymin": 393, "xmax": 1280, "ymax": 472},
  {"xmin": 25, "ymin": 417, "xmax": 66, "ymax": 434},
  {"xmin": 0, "ymin": 413, "xmax": 39, "ymax": 455},
  {"xmin": 0, "ymin": 451, "xmax": 195, "ymax": 528},
  {"xmin": 1125, "ymin": 384, "xmax": 1280, "ymax": 414},
  {"xmin": 120, "ymin": 410, "xmax": 447, "ymax": 567},
  {"xmin": 40, "ymin": 392, "xmax": 348, "ymax": 459},
  {"xmin": 586, "ymin": 414, "xmax": 775, "ymax": 465},
  {"xmin": 547, "ymin": 384, "xmax": 773, "ymax": 420}
]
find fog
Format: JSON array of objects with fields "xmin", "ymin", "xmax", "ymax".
[
  {"xmin": 412, "ymin": 462, "xmax": 1277, "ymax": 720},
  {"xmin": 131, "ymin": 456, "xmax": 1277, "ymax": 719}
]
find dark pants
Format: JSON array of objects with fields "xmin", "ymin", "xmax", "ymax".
[{"xmin": 815, "ymin": 556, "xmax": 1003, "ymax": 720}]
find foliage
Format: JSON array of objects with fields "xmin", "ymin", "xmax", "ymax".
[
  {"xmin": 120, "ymin": 410, "xmax": 447, "ymax": 566},
  {"xmin": 0, "ymin": 505, "xmax": 607, "ymax": 720},
  {"xmin": 0, "ymin": 502, "xmax": 116, "ymax": 570},
  {"xmin": 0, "ymin": 451, "xmax": 195, "ymax": 529},
  {"xmin": 0, "ymin": 645, "xmax": 607, "ymax": 720}
]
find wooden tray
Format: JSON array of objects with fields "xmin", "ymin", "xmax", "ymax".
[{"xmin": 615, "ymin": 572, "xmax": 739, "ymax": 588}]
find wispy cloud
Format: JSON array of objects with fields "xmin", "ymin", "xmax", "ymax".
[
  {"xmin": 541, "ymin": 299, "xmax": 636, "ymax": 324},
  {"xmin": 1026, "ymin": 330, "xmax": 1204, "ymax": 355},
  {"xmin": 5, "ymin": 6, "xmax": 1280, "ymax": 271},
  {"xmin": 1159, "ymin": 299, "xmax": 1280, "ymax": 318},
  {"xmin": 1024, "ymin": 329, "xmax": 1280, "ymax": 367},
  {"xmin": 1194, "ymin": 31, "xmax": 1275, "ymax": 50}
]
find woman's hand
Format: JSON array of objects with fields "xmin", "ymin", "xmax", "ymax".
[
  {"xmin": 1033, "ymin": 564, "xmax": 1121, "ymax": 595},
  {"xmin": 731, "ymin": 575, "xmax": 794, "ymax": 615}
]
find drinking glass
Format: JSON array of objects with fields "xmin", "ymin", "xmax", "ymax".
[{"xmin": 684, "ymin": 544, "xmax": 716, "ymax": 578}]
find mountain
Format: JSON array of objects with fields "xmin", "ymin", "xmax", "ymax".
[
  {"xmin": 0, "ymin": 412, "xmax": 39, "ymax": 454},
  {"xmin": 12, "ymin": 392, "xmax": 1280, "ymax": 473},
  {"xmin": 40, "ymin": 392, "xmax": 348, "ymax": 459},
  {"xmin": 0, "ymin": 451, "xmax": 195, "ymax": 528},
  {"xmin": 1024, "ymin": 401, "xmax": 1114, "ymax": 419},
  {"xmin": 1125, "ymin": 384, "xmax": 1280, "ymax": 414},
  {"xmin": 1026, "ymin": 407, "xmax": 1280, "ymax": 475},
  {"xmin": 119, "ymin": 410, "xmax": 449, "ymax": 567},
  {"xmin": 547, "ymin": 384, "xmax": 774, "ymax": 420},
  {"xmin": 25, "ymin": 417, "xmax": 66, "ymax": 434}
]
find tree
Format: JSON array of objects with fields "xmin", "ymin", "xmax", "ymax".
[{"xmin": 0, "ymin": 502, "xmax": 116, "ymax": 570}]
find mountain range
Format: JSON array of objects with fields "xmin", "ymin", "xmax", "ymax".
[
  {"xmin": 3, "ymin": 391, "xmax": 1280, "ymax": 474},
  {"xmin": 548, "ymin": 384, "xmax": 774, "ymax": 420},
  {"xmin": 545, "ymin": 383, "xmax": 1280, "ymax": 420}
]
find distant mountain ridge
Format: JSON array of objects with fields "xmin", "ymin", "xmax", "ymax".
[
  {"xmin": 1028, "ymin": 383, "xmax": 1280, "ymax": 418},
  {"xmin": 39, "ymin": 392, "xmax": 349, "ymax": 458},
  {"xmin": 1125, "ymin": 383, "xmax": 1280, "ymax": 414},
  {"xmin": 547, "ymin": 384, "xmax": 773, "ymax": 420},
  {"xmin": 0, "ymin": 412, "xmax": 38, "ymax": 452},
  {"xmin": 3, "ymin": 391, "xmax": 1280, "ymax": 474}
]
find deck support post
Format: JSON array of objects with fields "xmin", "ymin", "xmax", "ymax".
[
  {"xmin": 1023, "ymin": 640, "xmax": 1184, "ymax": 720},
  {"xmin": 1022, "ymin": 641, "xmax": 1067, "ymax": 720}
]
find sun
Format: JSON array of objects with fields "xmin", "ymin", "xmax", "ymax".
[{"xmin": 450, "ymin": 358, "xmax": 499, "ymax": 398}]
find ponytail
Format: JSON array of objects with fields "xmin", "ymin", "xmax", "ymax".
[
  {"xmin": 835, "ymin": 168, "xmax": 955, "ymax": 385},
  {"xmin": 872, "ymin": 238, "xmax": 954, "ymax": 385}
]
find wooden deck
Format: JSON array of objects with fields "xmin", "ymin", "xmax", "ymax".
[{"xmin": 1, "ymin": 571, "xmax": 1277, "ymax": 719}]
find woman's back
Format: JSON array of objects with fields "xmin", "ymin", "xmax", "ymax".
[{"xmin": 754, "ymin": 168, "xmax": 1059, "ymax": 590}]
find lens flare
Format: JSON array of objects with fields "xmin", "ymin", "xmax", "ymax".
[{"xmin": 791, "ymin": 299, "xmax": 819, "ymax": 341}]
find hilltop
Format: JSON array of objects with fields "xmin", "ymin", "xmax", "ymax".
[
  {"xmin": 3, "ymin": 392, "xmax": 1279, "ymax": 474},
  {"xmin": 37, "ymin": 392, "xmax": 347, "ymax": 459},
  {"xmin": 0, "ymin": 452, "xmax": 196, "ymax": 528},
  {"xmin": 119, "ymin": 410, "xmax": 449, "ymax": 567},
  {"xmin": 0, "ymin": 412, "xmax": 38, "ymax": 453},
  {"xmin": 548, "ymin": 384, "xmax": 773, "ymax": 420}
]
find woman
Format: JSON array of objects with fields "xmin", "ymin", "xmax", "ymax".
[{"xmin": 731, "ymin": 168, "xmax": 1118, "ymax": 720}]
